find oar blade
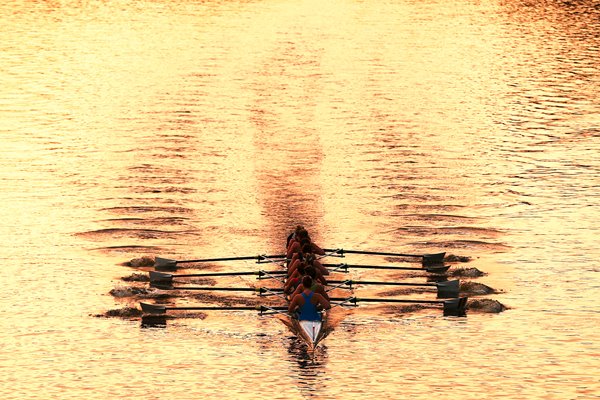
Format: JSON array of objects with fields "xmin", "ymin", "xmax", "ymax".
[
  {"xmin": 154, "ymin": 257, "xmax": 178, "ymax": 271},
  {"xmin": 436, "ymin": 279, "xmax": 460, "ymax": 298},
  {"xmin": 140, "ymin": 302, "xmax": 167, "ymax": 314},
  {"xmin": 422, "ymin": 252, "xmax": 446, "ymax": 266},
  {"xmin": 425, "ymin": 265, "xmax": 450, "ymax": 274},
  {"xmin": 149, "ymin": 271, "xmax": 173, "ymax": 283},
  {"xmin": 442, "ymin": 297, "xmax": 468, "ymax": 316},
  {"xmin": 151, "ymin": 283, "xmax": 175, "ymax": 290}
]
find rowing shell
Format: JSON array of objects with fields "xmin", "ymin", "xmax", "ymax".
[{"xmin": 283, "ymin": 262, "xmax": 329, "ymax": 349}]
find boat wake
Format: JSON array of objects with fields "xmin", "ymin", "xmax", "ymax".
[
  {"xmin": 467, "ymin": 299, "xmax": 507, "ymax": 313},
  {"xmin": 460, "ymin": 281, "xmax": 498, "ymax": 295},
  {"xmin": 450, "ymin": 267, "xmax": 486, "ymax": 277},
  {"xmin": 95, "ymin": 307, "xmax": 143, "ymax": 319},
  {"xmin": 125, "ymin": 256, "xmax": 155, "ymax": 267},
  {"xmin": 121, "ymin": 273, "xmax": 149, "ymax": 282}
]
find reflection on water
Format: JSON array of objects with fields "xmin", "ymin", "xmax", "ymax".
[
  {"xmin": 285, "ymin": 339, "xmax": 329, "ymax": 399},
  {"xmin": 1, "ymin": 0, "xmax": 600, "ymax": 399}
]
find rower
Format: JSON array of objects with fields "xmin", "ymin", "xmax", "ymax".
[
  {"xmin": 286, "ymin": 225, "xmax": 305, "ymax": 249},
  {"xmin": 285, "ymin": 261, "xmax": 327, "ymax": 294},
  {"xmin": 287, "ymin": 242, "xmax": 308, "ymax": 272},
  {"xmin": 290, "ymin": 265, "xmax": 329, "ymax": 301},
  {"xmin": 288, "ymin": 247, "xmax": 329, "ymax": 277},
  {"xmin": 284, "ymin": 260, "xmax": 308, "ymax": 294},
  {"xmin": 288, "ymin": 276, "xmax": 331, "ymax": 321},
  {"xmin": 287, "ymin": 228, "xmax": 325, "ymax": 258}
]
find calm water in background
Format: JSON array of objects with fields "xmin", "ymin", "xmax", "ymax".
[{"xmin": 1, "ymin": 0, "xmax": 599, "ymax": 399}]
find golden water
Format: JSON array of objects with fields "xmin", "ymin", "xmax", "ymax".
[{"xmin": 1, "ymin": 1, "xmax": 599, "ymax": 399}]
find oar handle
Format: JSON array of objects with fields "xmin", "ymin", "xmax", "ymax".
[
  {"xmin": 322, "ymin": 250, "xmax": 446, "ymax": 266},
  {"xmin": 329, "ymin": 280, "xmax": 436, "ymax": 287},
  {"xmin": 322, "ymin": 263, "xmax": 422, "ymax": 271},
  {"xmin": 179, "ymin": 271, "xmax": 255, "ymax": 277},
  {"xmin": 150, "ymin": 270, "xmax": 288, "ymax": 283},
  {"xmin": 176, "ymin": 271, "xmax": 286, "ymax": 278},
  {"xmin": 323, "ymin": 249, "xmax": 423, "ymax": 257},
  {"xmin": 324, "ymin": 263, "xmax": 424, "ymax": 271},
  {"xmin": 140, "ymin": 302, "xmax": 289, "ymax": 314},
  {"xmin": 177, "ymin": 254, "xmax": 286, "ymax": 263},
  {"xmin": 171, "ymin": 287, "xmax": 259, "ymax": 291},
  {"xmin": 168, "ymin": 306, "xmax": 273, "ymax": 311},
  {"xmin": 155, "ymin": 286, "xmax": 285, "ymax": 293},
  {"xmin": 330, "ymin": 297, "xmax": 442, "ymax": 305},
  {"xmin": 329, "ymin": 296, "xmax": 468, "ymax": 315}
]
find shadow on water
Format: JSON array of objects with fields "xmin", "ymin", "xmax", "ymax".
[{"xmin": 141, "ymin": 315, "xmax": 168, "ymax": 328}]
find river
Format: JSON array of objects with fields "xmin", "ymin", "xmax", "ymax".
[{"xmin": 1, "ymin": 0, "xmax": 599, "ymax": 399}]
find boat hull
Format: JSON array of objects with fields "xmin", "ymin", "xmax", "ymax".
[{"xmin": 291, "ymin": 313, "xmax": 326, "ymax": 350}]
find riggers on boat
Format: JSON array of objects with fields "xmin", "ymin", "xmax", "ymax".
[{"xmin": 140, "ymin": 236, "xmax": 465, "ymax": 348}]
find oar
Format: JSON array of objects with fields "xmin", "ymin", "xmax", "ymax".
[
  {"xmin": 154, "ymin": 254, "xmax": 287, "ymax": 270},
  {"xmin": 331, "ymin": 296, "xmax": 468, "ymax": 316},
  {"xmin": 328, "ymin": 279, "xmax": 459, "ymax": 298},
  {"xmin": 323, "ymin": 249, "xmax": 445, "ymax": 266},
  {"xmin": 141, "ymin": 296, "xmax": 468, "ymax": 316},
  {"xmin": 322, "ymin": 263, "xmax": 450, "ymax": 274},
  {"xmin": 149, "ymin": 270, "xmax": 287, "ymax": 283},
  {"xmin": 140, "ymin": 302, "xmax": 288, "ymax": 315},
  {"xmin": 256, "ymin": 248, "xmax": 346, "ymax": 267},
  {"xmin": 150, "ymin": 283, "xmax": 284, "ymax": 294}
]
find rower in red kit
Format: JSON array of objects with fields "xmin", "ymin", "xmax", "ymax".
[{"xmin": 286, "ymin": 228, "xmax": 325, "ymax": 259}]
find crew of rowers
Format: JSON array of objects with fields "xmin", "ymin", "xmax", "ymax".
[{"xmin": 286, "ymin": 226, "xmax": 331, "ymax": 321}]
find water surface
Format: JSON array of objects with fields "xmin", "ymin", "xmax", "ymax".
[{"xmin": 1, "ymin": 1, "xmax": 599, "ymax": 399}]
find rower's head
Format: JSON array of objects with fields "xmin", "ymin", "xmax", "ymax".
[
  {"xmin": 294, "ymin": 225, "xmax": 305, "ymax": 235},
  {"xmin": 305, "ymin": 265, "xmax": 317, "ymax": 278},
  {"xmin": 297, "ymin": 229, "xmax": 309, "ymax": 240},
  {"xmin": 302, "ymin": 275, "xmax": 313, "ymax": 289},
  {"xmin": 305, "ymin": 253, "xmax": 316, "ymax": 266},
  {"xmin": 301, "ymin": 243, "xmax": 312, "ymax": 255}
]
